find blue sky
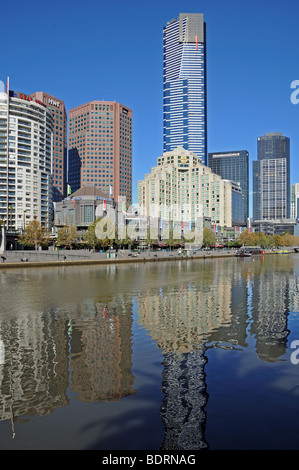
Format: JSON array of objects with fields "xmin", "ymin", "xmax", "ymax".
[{"xmin": 1, "ymin": 0, "xmax": 299, "ymax": 213}]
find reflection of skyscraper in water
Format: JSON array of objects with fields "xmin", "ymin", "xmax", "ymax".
[
  {"xmin": 0, "ymin": 290, "xmax": 136, "ymax": 432},
  {"xmin": 136, "ymin": 260, "xmax": 275, "ymax": 449},
  {"xmin": 137, "ymin": 279, "xmax": 233, "ymax": 352},
  {"xmin": 137, "ymin": 262, "xmax": 236, "ymax": 450},
  {"xmin": 160, "ymin": 348, "xmax": 209, "ymax": 450},
  {"xmin": 208, "ymin": 266, "xmax": 250, "ymax": 347},
  {"xmin": 288, "ymin": 267, "xmax": 299, "ymax": 312},
  {"xmin": 0, "ymin": 307, "xmax": 69, "ymax": 431},
  {"xmin": 250, "ymin": 258, "xmax": 291, "ymax": 361},
  {"xmin": 69, "ymin": 298, "xmax": 135, "ymax": 402}
]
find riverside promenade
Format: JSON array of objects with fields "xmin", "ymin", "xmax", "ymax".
[{"xmin": 0, "ymin": 247, "xmax": 294, "ymax": 269}]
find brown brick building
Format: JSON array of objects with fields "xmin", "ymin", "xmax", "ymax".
[{"xmin": 68, "ymin": 101, "xmax": 132, "ymax": 205}]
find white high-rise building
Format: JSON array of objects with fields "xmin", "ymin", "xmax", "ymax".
[{"xmin": 0, "ymin": 82, "xmax": 54, "ymax": 230}]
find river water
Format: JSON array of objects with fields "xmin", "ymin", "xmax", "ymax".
[{"xmin": 0, "ymin": 254, "xmax": 298, "ymax": 450}]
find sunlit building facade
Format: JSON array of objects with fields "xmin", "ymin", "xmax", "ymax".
[
  {"xmin": 137, "ymin": 147, "xmax": 244, "ymax": 229},
  {"xmin": 68, "ymin": 101, "xmax": 132, "ymax": 205},
  {"xmin": 163, "ymin": 13, "xmax": 207, "ymax": 164},
  {"xmin": 31, "ymin": 92, "xmax": 67, "ymax": 202},
  {"xmin": 290, "ymin": 183, "xmax": 299, "ymax": 220},
  {"xmin": 253, "ymin": 133, "xmax": 290, "ymax": 221},
  {"xmin": 0, "ymin": 85, "xmax": 53, "ymax": 230}
]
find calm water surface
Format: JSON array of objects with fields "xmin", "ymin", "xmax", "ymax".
[{"xmin": 0, "ymin": 255, "xmax": 299, "ymax": 450}]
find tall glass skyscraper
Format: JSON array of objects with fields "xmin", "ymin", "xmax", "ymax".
[
  {"xmin": 208, "ymin": 150, "xmax": 249, "ymax": 222},
  {"xmin": 253, "ymin": 133, "xmax": 290, "ymax": 221},
  {"xmin": 163, "ymin": 13, "xmax": 207, "ymax": 164}
]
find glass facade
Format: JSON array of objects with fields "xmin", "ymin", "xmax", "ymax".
[
  {"xmin": 252, "ymin": 160, "xmax": 260, "ymax": 222},
  {"xmin": 208, "ymin": 150, "xmax": 249, "ymax": 222},
  {"xmin": 83, "ymin": 204, "xmax": 94, "ymax": 224},
  {"xmin": 231, "ymin": 184, "xmax": 244, "ymax": 225},
  {"xmin": 253, "ymin": 133, "xmax": 290, "ymax": 221},
  {"xmin": 163, "ymin": 13, "xmax": 207, "ymax": 164}
]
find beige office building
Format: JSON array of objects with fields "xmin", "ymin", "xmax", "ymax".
[{"xmin": 137, "ymin": 146, "xmax": 244, "ymax": 228}]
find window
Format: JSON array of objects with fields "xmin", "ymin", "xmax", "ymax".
[{"xmin": 83, "ymin": 205, "xmax": 94, "ymax": 224}]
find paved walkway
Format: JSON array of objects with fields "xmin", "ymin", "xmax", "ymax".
[{"xmin": 0, "ymin": 247, "xmax": 294, "ymax": 269}]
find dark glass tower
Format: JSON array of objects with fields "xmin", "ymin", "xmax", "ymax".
[
  {"xmin": 208, "ymin": 150, "xmax": 249, "ymax": 222},
  {"xmin": 163, "ymin": 13, "xmax": 207, "ymax": 164},
  {"xmin": 253, "ymin": 133, "xmax": 290, "ymax": 221}
]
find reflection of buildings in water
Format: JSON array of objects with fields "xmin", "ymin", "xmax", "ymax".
[
  {"xmin": 137, "ymin": 260, "xmax": 249, "ymax": 450},
  {"xmin": 137, "ymin": 272, "xmax": 233, "ymax": 353},
  {"xmin": 137, "ymin": 257, "xmax": 298, "ymax": 449},
  {"xmin": 137, "ymin": 259, "xmax": 253, "ymax": 352},
  {"xmin": 250, "ymin": 257, "xmax": 293, "ymax": 362},
  {"xmin": 69, "ymin": 298, "xmax": 136, "ymax": 402},
  {"xmin": 208, "ymin": 268, "xmax": 249, "ymax": 347},
  {"xmin": 289, "ymin": 274, "xmax": 299, "ymax": 312},
  {"xmin": 0, "ymin": 294, "xmax": 135, "ymax": 432},
  {"xmin": 0, "ymin": 255, "xmax": 297, "ymax": 444},
  {"xmin": 160, "ymin": 348, "xmax": 209, "ymax": 450},
  {"xmin": 0, "ymin": 308, "xmax": 69, "ymax": 431}
]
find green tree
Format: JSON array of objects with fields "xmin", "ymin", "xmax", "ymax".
[
  {"xmin": 118, "ymin": 234, "xmax": 132, "ymax": 249},
  {"xmin": 85, "ymin": 218, "xmax": 102, "ymax": 251},
  {"xmin": 56, "ymin": 225, "xmax": 78, "ymax": 249},
  {"xmin": 238, "ymin": 230, "xmax": 261, "ymax": 246},
  {"xmin": 144, "ymin": 227, "xmax": 158, "ymax": 247},
  {"xmin": 18, "ymin": 220, "xmax": 50, "ymax": 250},
  {"xmin": 164, "ymin": 228, "xmax": 181, "ymax": 249},
  {"xmin": 281, "ymin": 232, "xmax": 295, "ymax": 246},
  {"xmin": 238, "ymin": 230, "xmax": 252, "ymax": 246},
  {"xmin": 258, "ymin": 233, "xmax": 272, "ymax": 249},
  {"xmin": 203, "ymin": 227, "xmax": 216, "ymax": 247},
  {"xmin": 272, "ymin": 234, "xmax": 283, "ymax": 248},
  {"xmin": 100, "ymin": 237, "xmax": 112, "ymax": 250}
]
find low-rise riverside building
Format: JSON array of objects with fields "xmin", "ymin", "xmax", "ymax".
[
  {"xmin": 137, "ymin": 147, "xmax": 244, "ymax": 236},
  {"xmin": 54, "ymin": 187, "xmax": 148, "ymax": 244},
  {"xmin": 54, "ymin": 184, "xmax": 115, "ymax": 231},
  {"xmin": 252, "ymin": 218, "xmax": 299, "ymax": 236}
]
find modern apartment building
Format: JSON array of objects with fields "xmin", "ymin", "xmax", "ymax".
[
  {"xmin": 253, "ymin": 133, "xmax": 290, "ymax": 221},
  {"xmin": 68, "ymin": 101, "xmax": 132, "ymax": 205},
  {"xmin": 163, "ymin": 13, "xmax": 207, "ymax": 164},
  {"xmin": 0, "ymin": 85, "xmax": 54, "ymax": 230},
  {"xmin": 208, "ymin": 150, "xmax": 249, "ymax": 222},
  {"xmin": 137, "ymin": 146, "xmax": 244, "ymax": 230},
  {"xmin": 31, "ymin": 92, "xmax": 67, "ymax": 202}
]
